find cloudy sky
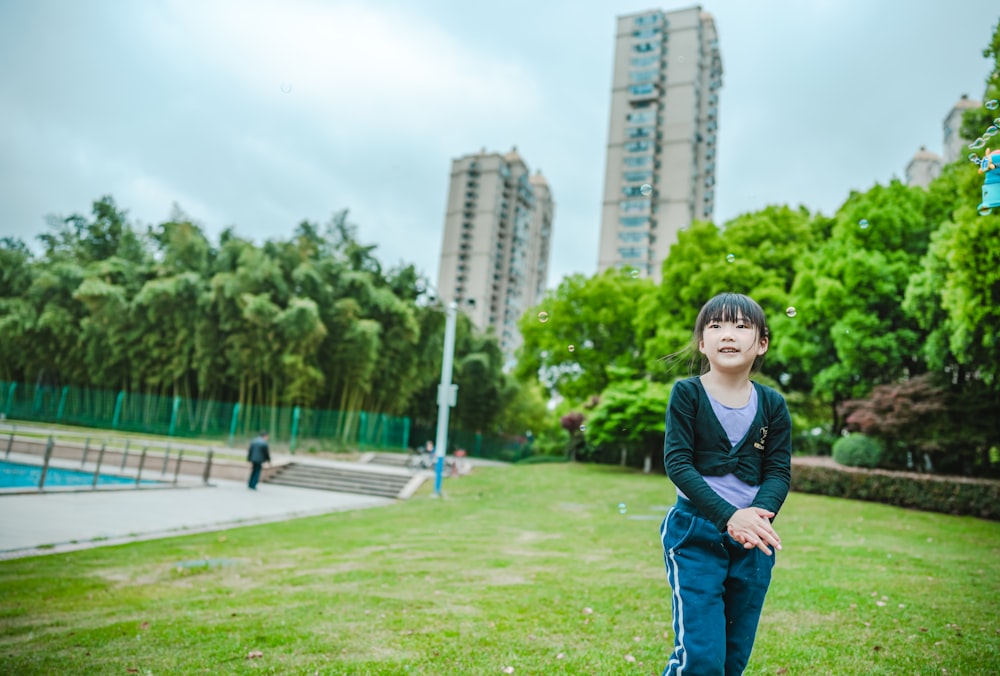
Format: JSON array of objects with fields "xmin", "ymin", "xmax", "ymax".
[{"xmin": 1, "ymin": 1, "xmax": 997, "ymax": 289}]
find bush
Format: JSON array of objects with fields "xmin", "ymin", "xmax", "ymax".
[
  {"xmin": 791, "ymin": 459, "xmax": 1000, "ymax": 521},
  {"xmin": 832, "ymin": 433, "xmax": 884, "ymax": 468},
  {"xmin": 516, "ymin": 454, "xmax": 570, "ymax": 465},
  {"xmin": 793, "ymin": 429, "xmax": 837, "ymax": 456}
]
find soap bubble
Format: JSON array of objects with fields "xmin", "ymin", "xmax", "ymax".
[
  {"xmin": 618, "ymin": 502, "xmax": 628, "ymax": 514},
  {"xmin": 985, "ymin": 126, "xmax": 999, "ymax": 137},
  {"xmin": 726, "ymin": 253, "xmax": 736, "ymax": 263},
  {"xmin": 537, "ymin": 311, "xmax": 549, "ymax": 323},
  {"xmin": 969, "ymin": 153, "xmax": 981, "ymax": 164},
  {"xmin": 568, "ymin": 344, "xmax": 575, "ymax": 352},
  {"xmin": 579, "ymin": 424, "xmax": 586, "ymax": 432},
  {"xmin": 640, "ymin": 183, "xmax": 653, "ymax": 196},
  {"xmin": 786, "ymin": 306, "xmax": 797, "ymax": 318},
  {"xmin": 969, "ymin": 138, "xmax": 987, "ymax": 149},
  {"xmin": 979, "ymin": 205, "xmax": 993, "ymax": 216},
  {"xmin": 859, "ymin": 219, "xmax": 870, "ymax": 229},
  {"xmin": 279, "ymin": 81, "xmax": 293, "ymax": 94},
  {"xmin": 986, "ymin": 99, "xmax": 999, "ymax": 110}
]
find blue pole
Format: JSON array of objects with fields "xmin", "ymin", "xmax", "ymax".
[{"xmin": 433, "ymin": 302, "xmax": 458, "ymax": 497}]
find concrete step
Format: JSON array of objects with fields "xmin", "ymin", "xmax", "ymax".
[
  {"xmin": 363, "ymin": 452, "xmax": 413, "ymax": 467},
  {"xmin": 265, "ymin": 462, "xmax": 418, "ymax": 499}
]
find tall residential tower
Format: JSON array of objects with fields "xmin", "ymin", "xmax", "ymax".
[
  {"xmin": 597, "ymin": 6, "xmax": 721, "ymax": 280},
  {"xmin": 437, "ymin": 147, "xmax": 554, "ymax": 360}
]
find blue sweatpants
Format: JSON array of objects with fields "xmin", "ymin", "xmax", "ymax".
[{"xmin": 660, "ymin": 497, "xmax": 775, "ymax": 676}]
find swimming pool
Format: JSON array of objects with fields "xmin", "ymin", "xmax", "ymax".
[{"xmin": 0, "ymin": 461, "xmax": 163, "ymax": 489}]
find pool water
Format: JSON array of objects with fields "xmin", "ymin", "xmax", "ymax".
[{"xmin": 0, "ymin": 461, "xmax": 162, "ymax": 488}]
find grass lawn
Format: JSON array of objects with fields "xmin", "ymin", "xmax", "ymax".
[{"xmin": 0, "ymin": 462, "xmax": 998, "ymax": 675}]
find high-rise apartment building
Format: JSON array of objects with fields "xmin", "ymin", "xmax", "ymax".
[
  {"xmin": 905, "ymin": 146, "xmax": 943, "ymax": 189},
  {"xmin": 942, "ymin": 94, "xmax": 980, "ymax": 164},
  {"xmin": 597, "ymin": 6, "xmax": 721, "ymax": 280},
  {"xmin": 437, "ymin": 147, "xmax": 554, "ymax": 360},
  {"xmin": 906, "ymin": 94, "xmax": 980, "ymax": 188}
]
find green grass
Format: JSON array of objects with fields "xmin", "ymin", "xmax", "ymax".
[{"xmin": 0, "ymin": 463, "xmax": 997, "ymax": 675}]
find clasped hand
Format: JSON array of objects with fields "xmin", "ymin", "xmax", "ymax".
[{"xmin": 726, "ymin": 507, "xmax": 782, "ymax": 556}]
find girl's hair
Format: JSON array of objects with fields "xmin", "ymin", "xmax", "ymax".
[{"xmin": 663, "ymin": 292, "xmax": 770, "ymax": 376}]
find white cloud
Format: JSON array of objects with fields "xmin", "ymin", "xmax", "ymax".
[{"xmin": 152, "ymin": 0, "xmax": 542, "ymax": 136}]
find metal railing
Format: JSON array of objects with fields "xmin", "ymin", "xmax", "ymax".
[{"xmin": 2, "ymin": 424, "xmax": 222, "ymax": 492}]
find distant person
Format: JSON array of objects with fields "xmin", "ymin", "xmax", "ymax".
[
  {"xmin": 660, "ymin": 292, "xmax": 792, "ymax": 675},
  {"xmin": 247, "ymin": 431, "xmax": 271, "ymax": 490},
  {"xmin": 421, "ymin": 440, "xmax": 435, "ymax": 469}
]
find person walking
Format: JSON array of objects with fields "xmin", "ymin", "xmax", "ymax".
[
  {"xmin": 247, "ymin": 431, "xmax": 271, "ymax": 490},
  {"xmin": 660, "ymin": 292, "xmax": 792, "ymax": 675}
]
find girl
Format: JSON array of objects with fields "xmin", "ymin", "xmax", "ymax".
[{"xmin": 660, "ymin": 292, "xmax": 792, "ymax": 675}]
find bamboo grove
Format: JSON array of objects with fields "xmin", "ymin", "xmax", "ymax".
[{"xmin": 0, "ymin": 205, "xmax": 534, "ymax": 443}]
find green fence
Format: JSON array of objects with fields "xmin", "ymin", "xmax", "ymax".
[
  {"xmin": 0, "ymin": 381, "xmax": 522, "ymax": 460},
  {"xmin": 408, "ymin": 424, "xmax": 532, "ymax": 463},
  {"xmin": 0, "ymin": 381, "xmax": 410, "ymax": 452}
]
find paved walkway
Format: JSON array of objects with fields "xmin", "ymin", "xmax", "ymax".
[{"xmin": 0, "ymin": 473, "xmax": 393, "ymax": 560}]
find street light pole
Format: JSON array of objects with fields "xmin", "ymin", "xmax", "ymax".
[{"xmin": 433, "ymin": 301, "xmax": 458, "ymax": 496}]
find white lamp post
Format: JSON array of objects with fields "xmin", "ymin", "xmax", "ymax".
[{"xmin": 433, "ymin": 301, "xmax": 458, "ymax": 496}]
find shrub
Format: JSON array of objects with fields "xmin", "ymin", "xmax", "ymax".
[
  {"xmin": 516, "ymin": 454, "xmax": 569, "ymax": 465},
  {"xmin": 790, "ymin": 459, "xmax": 1000, "ymax": 521},
  {"xmin": 793, "ymin": 428, "xmax": 837, "ymax": 456},
  {"xmin": 832, "ymin": 433, "xmax": 883, "ymax": 468}
]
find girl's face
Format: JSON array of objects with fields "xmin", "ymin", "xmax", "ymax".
[{"xmin": 698, "ymin": 314, "xmax": 769, "ymax": 375}]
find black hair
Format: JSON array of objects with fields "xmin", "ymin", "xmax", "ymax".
[
  {"xmin": 663, "ymin": 292, "xmax": 771, "ymax": 376},
  {"xmin": 694, "ymin": 293, "xmax": 769, "ymax": 343}
]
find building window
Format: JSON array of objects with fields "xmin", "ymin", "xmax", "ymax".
[
  {"xmin": 620, "ymin": 199, "xmax": 649, "ymax": 213},
  {"xmin": 626, "ymin": 110, "xmax": 655, "ymax": 125},
  {"xmin": 628, "ymin": 126, "xmax": 654, "ymax": 138},
  {"xmin": 633, "ymin": 14, "xmax": 660, "ymax": 26},
  {"xmin": 623, "ymin": 170, "xmax": 653, "ymax": 182},
  {"xmin": 617, "ymin": 246, "xmax": 648, "ymax": 259},
  {"xmin": 618, "ymin": 231, "xmax": 649, "ymax": 243},
  {"xmin": 624, "ymin": 155, "xmax": 651, "ymax": 167},
  {"xmin": 630, "ymin": 54, "xmax": 658, "ymax": 67},
  {"xmin": 632, "ymin": 27, "xmax": 660, "ymax": 38},
  {"xmin": 629, "ymin": 84, "xmax": 655, "ymax": 97},
  {"xmin": 629, "ymin": 69, "xmax": 658, "ymax": 83},
  {"xmin": 625, "ymin": 140, "xmax": 651, "ymax": 153},
  {"xmin": 633, "ymin": 42, "xmax": 657, "ymax": 53},
  {"xmin": 619, "ymin": 216, "xmax": 649, "ymax": 227}
]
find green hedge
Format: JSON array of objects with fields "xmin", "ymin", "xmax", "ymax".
[{"xmin": 790, "ymin": 459, "xmax": 1000, "ymax": 521}]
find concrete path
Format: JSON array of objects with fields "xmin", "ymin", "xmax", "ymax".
[{"xmin": 0, "ymin": 475, "xmax": 393, "ymax": 560}]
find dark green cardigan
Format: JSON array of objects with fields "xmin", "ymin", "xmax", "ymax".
[{"xmin": 663, "ymin": 376, "xmax": 792, "ymax": 531}]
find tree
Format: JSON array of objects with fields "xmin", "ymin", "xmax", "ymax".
[
  {"xmin": 516, "ymin": 269, "xmax": 652, "ymax": 402},
  {"xmin": 839, "ymin": 374, "xmax": 950, "ymax": 471},
  {"xmin": 776, "ymin": 181, "xmax": 936, "ymax": 430},
  {"xmin": 583, "ymin": 379, "xmax": 670, "ymax": 472},
  {"xmin": 635, "ymin": 206, "xmax": 817, "ymax": 384},
  {"xmin": 559, "ymin": 411, "xmax": 585, "ymax": 461}
]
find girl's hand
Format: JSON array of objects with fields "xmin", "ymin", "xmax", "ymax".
[{"xmin": 727, "ymin": 507, "xmax": 782, "ymax": 555}]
